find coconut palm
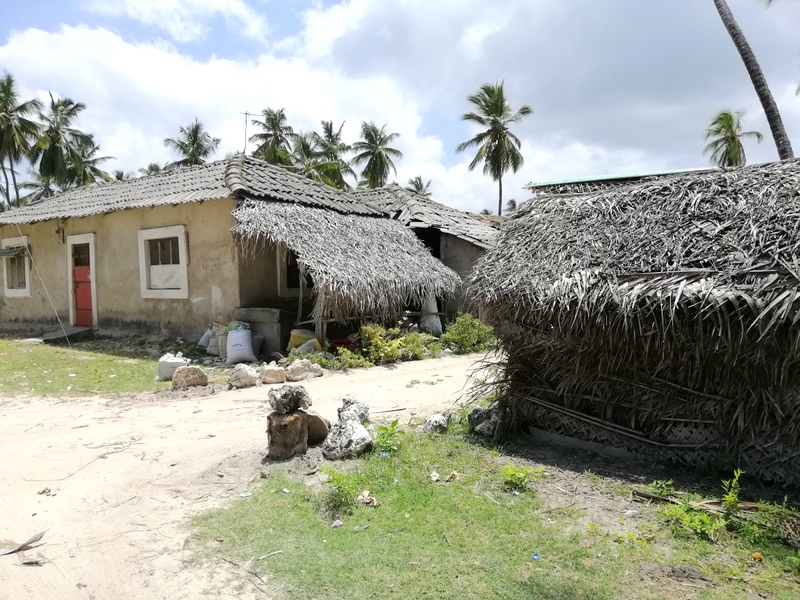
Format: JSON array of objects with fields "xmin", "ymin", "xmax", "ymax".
[
  {"xmin": 703, "ymin": 110, "xmax": 763, "ymax": 167},
  {"xmin": 405, "ymin": 176, "xmax": 432, "ymax": 197},
  {"xmin": 138, "ymin": 162, "xmax": 166, "ymax": 177},
  {"xmin": 30, "ymin": 94, "xmax": 95, "ymax": 188},
  {"xmin": 18, "ymin": 169, "xmax": 58, "ymax": 204},
  {"xmin": 312, "ymin": 120, "xmax": 355, "ymax": 189},
  {"xmin": 0, "ymin": 72, "xmax": 42, "ymax": 207},
  {"xmin": 456, "ymin": 82, "xmax": 532, "ymax": 216},
  {"xmin": 352, "ymin": 121, "xmax": 403, "ymax": 189},
  {"xmin": 249, "ymin": 107, "xmax": 295, "ymax": 166},
  {"xmin": 711, "ymin": 0, "xmax": 793, "ymax": 160},
  {"xmin": 287, "ymin": 132, "xmax": 340, "ymax": 187},
  {"xmin": 163, "ymin": 119, "xmax": 220, "ymax": 168},
  {"xmin": 479, "ymin": 209, "xmax": 492, "ymax": 215},
  {"xmin": 505, "ymin": 199, "xmax": 518, "ymax": 214}
]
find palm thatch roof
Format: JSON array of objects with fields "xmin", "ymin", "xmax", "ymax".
[
  {"xmin": 232, "ymin": 200, "xmax": 460, "ymax": 322},
  {"xmin": 470, "ymin": 159, "xmax": 800, "ymax": 484},
  {"xmin": 354, "ymin": 184, "xmax": 498, "ymax": 249},
  {"xmin": 524, "ymin": 167, "xmax": 715, "ymax": 196}
]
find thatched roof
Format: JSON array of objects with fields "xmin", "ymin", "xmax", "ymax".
[
  {"xmin": 524, "ymin": 167, "xmax": 715, "ymax": 196},
  {"xmin": 0, "ymin": 155, "xmax": 379, "ymax": 225},
  {"xmin": 354, "ymin": 185, "xmax": 498, "ymax": 249},
  {"xmin": 232, "ymin": 200, "xmax": 461, "ymax": 322},
  {"xmin": 471, "ymin": 159, "xmax": 800, "ymax": 484}
]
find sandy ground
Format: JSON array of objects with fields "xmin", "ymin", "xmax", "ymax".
[{"xmin": 0, "ymin": 354, "xmax": 487, "ymax": 600}]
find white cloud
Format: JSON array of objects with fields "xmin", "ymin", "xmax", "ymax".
[{"xmin": 80, "ymin": 0, "xmax": 270, "ymax": 43}]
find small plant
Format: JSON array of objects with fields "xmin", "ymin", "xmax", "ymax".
[
  {"xmin": 648, "ymin": 479, "xmax": 675, "ymax": 496},
  {"xmin": 335, "ymin": 348, "xmax": 374, "ymax": 369},
  {"xmin": 398, "ymin": 332, "xmax": 438, "ymax": 361},
  {"xmin": 721, "ymin": 469, "xmax": 744, "ymax": 523},
  {"xmin": 439, "ymin": 313, "xmax": 494, "ymax": 354},
  {"xmin": 658, "ymin": 503, "xmax": 727, "ymax": 541},
  {"xmin": 320, "ymin": 468, "xmax": 359, "ymax": 518},
  {"xmin": 500, "ymin": 463, "xmax": 542, "ymax": 492},
  {"xmin": 375, "ymin": 419, "xmax": 405, "ymax": 454}
]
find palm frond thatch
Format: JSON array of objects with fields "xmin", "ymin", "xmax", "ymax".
[
  {"xmin": 232, "ymin": 200, "xmax": 461, "ymax": 322},
  {"xmin": 469, "ymin": 159, "xmax": 800, "ymax": 484}
]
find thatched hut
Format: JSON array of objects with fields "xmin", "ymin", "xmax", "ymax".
[{"xmin": 470, "ymin": 159, "xmax": 800, "ymax": 485}]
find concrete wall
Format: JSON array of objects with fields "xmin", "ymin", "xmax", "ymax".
[
  {"xmin": 0, "ymin": 199, "xmax": 245, "ymax": 338},
  {"xmin": 440, "ymin": 233, "xmax": 485, "ymax": 314}
]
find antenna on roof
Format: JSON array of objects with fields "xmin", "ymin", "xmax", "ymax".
[{"xmin": 241, "ymin": 111, "xmax": 257, "ymax": 154}]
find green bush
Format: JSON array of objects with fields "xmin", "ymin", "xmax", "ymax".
[
  {"xmin": 335, "ymin": 348, "xmax": 374, "ymax": 369},
  {"xmin": 399, "ymin": 332, "xmax": 440, "ymax": 360},
  {"xmin": 440, "ymin": 313, "xmax": 494, "ymax": 354},
  {"xmin": 358, "ymin": 324, "xmax": 402, "ymax": 364},
  {"xmin": 500, "ymin": 463, "xmax": 544, "ymax": 492},
  {"xmin": 374, "ymin": 419, "xmax": 405, "ymax": 454}
]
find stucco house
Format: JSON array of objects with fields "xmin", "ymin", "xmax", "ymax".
[{"xmin": 0, "ymin": 155, "xmax": 460, "ymax": 348}]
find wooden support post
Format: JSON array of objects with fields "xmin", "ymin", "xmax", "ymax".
[
  {"xmin": 315, "ymin": 288, "xmax": 325, "ymax": 343},
  {"xmin": 297, "ymin": 273, "xmax": 304, "ymax": 324}
]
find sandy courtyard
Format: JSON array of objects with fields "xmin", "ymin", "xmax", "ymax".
[{"xmin": 0, "ymin": 353, "xmax": 486, "ymax": 600}]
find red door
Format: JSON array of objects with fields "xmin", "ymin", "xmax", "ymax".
[{"xmin": 72, "ymin": 243, "xmax": 93, "ymax": 327}]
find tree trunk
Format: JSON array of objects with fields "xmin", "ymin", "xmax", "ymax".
[
  {"xmin": 712, "ymin": 0, "xmax": 794, "ymax": 160},
  {"xmin": 9, "ymin": 159, "xmax": 20, "ymax": 207},
  {"xmin": 0, "ymin": 160, "xmax": 10, "ymax": 208},
  {"xmin": 497, "ymin": 176, "xmax": 503, "ymax": 216}
]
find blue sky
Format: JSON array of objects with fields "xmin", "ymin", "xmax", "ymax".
[{"xmin": 2, "ymin": 0, "xmax": 800, "ymax": 212}]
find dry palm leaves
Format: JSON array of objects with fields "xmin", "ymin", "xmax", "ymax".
[{"xmin": 470, "ymin": 159, "xmax": 800, "ymax": 485}]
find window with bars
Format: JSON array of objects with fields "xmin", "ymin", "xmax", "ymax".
[
  {"xmin": 2, "ymin": 236, "xmax": 30, "ymax": 297},
  {"xmin": 137, "ymin": 226, "xmax": 188, "ymax": 299}
]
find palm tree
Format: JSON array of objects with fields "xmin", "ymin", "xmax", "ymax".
[
  {"xmin": 456, "ymin": 82, "xmax": 532, "ymax": 216},
  {"xmin": 703, "ymin": 109, "xmax": 763, "ymax": 167},
  {"xmin": 63, "ymin": 135, "xmax": 114, "ymax": 187},
  {"xmin": 352, "ymin": 121, "xmax": 403, "ymax": 188},
  {"xmin": 30, "ymin": 94, "xmax": 95, "ymax": 187},
  {"xmin": 249, "ymin": 108, "xmax": 295, "ymax": 166},
  {"xmin": 711, "ymin": 0, "xmax": 793, "ymax": 160},
  {"xmin": 505, "ymin": 199, "xmax": 518, "ymax": 214},
  {"xmin": 405, "ymin": 176, "xmax": 432, "ymax": 197},
  {"xmin": 163, "ymin": 118, "xmax": 220, "ymax": 168},
  {"xmin": 479, "ymin": 209, "xmax": 492, "ymax": 215},
  {"xmin": 0, "ymin": 72, "xmax": 42, "ymax": 207},
  {"xmin": 287, "ymin": 132, "xmax": 340, "ymax": 187},
  {"xmin": 138, "ymin": 162, "xmax": 166, "ymax": 176},
  {"xmin": 18, "ymin": 169, "xmax": 58, "ymax": 204},
  {"xmin": 113, "ymin": 169, "xmax": 134, "ymax": 180},
  {"xmin": 312, "ymin": 120, "xmax": 355, "ymax": 189}
]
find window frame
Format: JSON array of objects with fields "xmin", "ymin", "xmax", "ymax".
[
  {"xmin": 2, "ymin": 235, "xmax": 31, "ymax": 298},
  {"xmin": 137, "ymin": 225, "xmax": 189, "ymax": 299}
]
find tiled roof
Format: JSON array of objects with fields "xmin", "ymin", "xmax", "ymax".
[
  {"xmin": 0, "ymin": 155, "xmax": 379, "ymax": 225},
  {"xmin": 353, "ymin": 185, "xmax": 498, "ymax": 249}
]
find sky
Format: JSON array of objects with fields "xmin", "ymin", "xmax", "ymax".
[{"xmin": 2, "ymin": 0, "xmax": 800, "ymax": 213}]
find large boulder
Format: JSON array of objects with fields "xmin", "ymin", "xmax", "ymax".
[
  {"xmin": 171, "ymin": 366, "xmax": 208, "ymax": 389},
  {"xmin": 267, "ymin": 411, "xmax": 308, "ymax": 460},
  {"xmin": 285, "ymin": 359, "xmax": 324, "ymax": 382},
  {"xmin": 323, "ymin": 397, "xmax": 374, "ymax": 459},
  {"xmin": 268, "ymin": 385, "xmax": 312, "ymax": 414},
  {"xmin": 260, "ymin": 363, "xmax": 287, "ymax": 384},
  {"xmin": 228, "ymin": 363, "xmax": 258, "ymax": 389}
]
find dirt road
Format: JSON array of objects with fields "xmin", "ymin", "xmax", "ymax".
[{"xmin": 0, "ymin": 354, "xmax": 486, "ymax": 600}]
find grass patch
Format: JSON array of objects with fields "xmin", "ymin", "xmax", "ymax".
[
  {"xmin": 0, "ymin": 337, "xmax": 175, "ymax": 395},
  {"xmin": 188, "ymin": 426, "xmax": 800, "ymax": 600}
]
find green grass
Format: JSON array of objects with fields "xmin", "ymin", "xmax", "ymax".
[
  {"xmin": 0, "ymin": 337, "xmax": 173, "ymax": 395},
  {"xmin": 195, "ymin": 427, "xmax": 776, "ymax": 600}
]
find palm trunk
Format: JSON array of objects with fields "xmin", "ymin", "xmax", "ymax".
[
  {"xmin": 497, "ymin": 176, "xmax": 503, "ymax": 216},
  {"xmin": 0, "ymin": 160, "xmax": 10, "ymax": 208},
  {"xmin": 712, "ymin": 0, "xmax": 794, "ymax": 160},
  {"xmin": 9, "ymin": 159, "xmax": 20, "ymax": 206}
]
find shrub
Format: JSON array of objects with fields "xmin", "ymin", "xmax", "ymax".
[
  {"xmin": 440, "ymin": 313, "xmax": 494, "ymax": 354},
  {"xmin": 500, "ymin": 463, "xmax": 543, "ymax": 492},
  {"xmin": 358, "ymin": 324, "xmax": 402, "ymax": 364},
  {"xmin": 399, "ymin": 332, "xmax": 438, "ymax": 361},
  {"xmin": 335, "ymin": 348, "xmax": 374, "ymax": 369}
]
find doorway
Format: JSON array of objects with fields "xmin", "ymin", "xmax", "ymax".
[{"xmin": 67, "ymin": 233, "xmax": 97, "ymax": 327}]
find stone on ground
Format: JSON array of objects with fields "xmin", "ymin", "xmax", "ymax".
[
  {"xmin": 260, "ymin": 363, "xmax": 286, "ymax": 384},
  {"xmin": 417, "ymin": 413, "xmax": 449, "ymax": 434},
  {"xmin": 468, "ymin": 403, "xmax": 500, "ymax": 437},
  {"xmin": 171, "ymin": 365, "xmax": 208, "ymax": 389},
  {"xmin": 268, "ymin": 385, "xmax": 312, "ymax": 414},
  {"xmin": 285, "ymin": 359, "xmax": 324, "ymax": 382},
  {"xmin": 228, "ymin": 364, "xmax": 258, "ymax": 389},
  {"xmin": 323, "ymin": 397, "xmax": 374, "ymax": 459},
  {"xmin": 305, "ymin": 410, "xmax": 330, "ymax": 446}
]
